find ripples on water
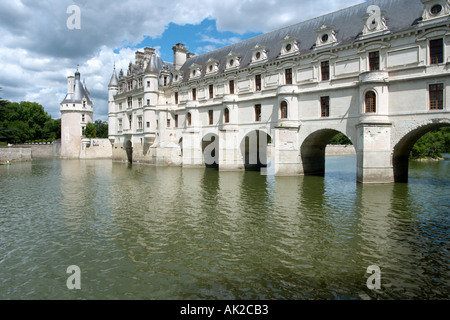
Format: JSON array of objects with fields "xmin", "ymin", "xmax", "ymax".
[{"xmin": 0, "ymin": 156, "xmax": 448, "ymax": 300}]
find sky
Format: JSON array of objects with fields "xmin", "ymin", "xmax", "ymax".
[{"xmin": 0, "ymin": 0, "xmax": 366, "ymax": 121}]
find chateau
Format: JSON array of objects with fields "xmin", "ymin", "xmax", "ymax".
[{"xmin": 107, "ymin": 0, "xmax": 450, "ymax": 183}]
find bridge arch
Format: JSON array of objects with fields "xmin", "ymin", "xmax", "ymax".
[
  {"xmin": 300, "ymin": 129, "xmax": 355, "ymax": 176},
  {"xmin": 392, "ymin": 118, "xmax": 450, "ymax": 182},
  {"xmin": 240, "ymin": 130, "xmax": 273, "ymax": 171},
  {"xmin": 202, "ymin": 132, "xmax": 219, "ymax": 169}
]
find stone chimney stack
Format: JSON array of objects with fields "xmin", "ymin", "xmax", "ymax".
[
  {"xmin": 172, "ymin": 43, "xmax": 189, "ymax": 70},
  {"xmin": 67, "ymin": 76, "xmax": 75, "ymax": 95}
]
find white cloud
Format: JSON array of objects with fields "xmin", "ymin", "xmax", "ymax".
[{"xmin": 0, "ymin": 0, "xmax": 365, "ymax": 121}]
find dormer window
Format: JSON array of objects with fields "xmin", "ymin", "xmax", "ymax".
[
  {"xmin": 226, "ymin": 52, "xmax": 240, "ymax": 69},
  {"xmin": 420, "ymin": 0, "xmax": 450, "ymax": 25},
  {"xmin": 189, "ymin": 64, "xmax": 202, "ymax": 79},
  {"xmin": 315, "ymin": 25, "xmax": 337, "ymax": 49},
  {"xmin": 280, "ymin": 35, "xmax": 299, "ymax": 57},
  {"xmin": 251, "ymin": 45, "xmax": 268, "ymax": 64},
  {"xmin": 431, "ymin": 4, "xmax": 443, "ymax": 14},
  {"xmin": 206, "ymin": 59, "xmax": 219, "ymax": 75}
]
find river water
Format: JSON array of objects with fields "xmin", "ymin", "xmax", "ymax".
[{"xmin": 0, "ymin": 155, "xmax": 448, "ymax": 300}]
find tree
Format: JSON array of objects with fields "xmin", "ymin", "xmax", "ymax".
[
  {"xmin": 84, "ymin": 122, "xmax": 96, "ymax": 138},
  {"xmin": 411, "ymin": 128, "xmax": 450, "ymax": 159},
  {"xmin": 0, "ymin": 100, "xmax": 59, "ymax": 144},
  {"xmin": 94, "ymin": 120, "xmax": 108, "ymax": 138},
  {"xmin": 329, "ymin": 133, "xmax": 352, "ymax": 145}
]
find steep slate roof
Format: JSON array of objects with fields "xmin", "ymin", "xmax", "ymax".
[
  {"xmin": 179, "ymin": 0, "xmax": 425, "ymax": 81},
  {"xmin": 62, "ymin": 71, "xmax": 93, "ymax": 105}
]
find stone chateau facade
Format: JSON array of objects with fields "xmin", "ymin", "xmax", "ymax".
[{"xmin": 107, "ymin": 0, "xmax": 450, "ymax": 183}]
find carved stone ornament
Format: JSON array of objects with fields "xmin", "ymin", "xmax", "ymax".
[{"xmin": 361, "ymin": 5, "xmax": 389, "ymax": 38}]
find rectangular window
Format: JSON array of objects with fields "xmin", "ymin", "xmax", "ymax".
[
  {"xmin": 321, "ymin": 96, "xmax": 330, "ymax": 117},
  {"xmin": 167, "ymin": 119, "xmax": 171, "ymax": 128},
  {"xmin": 138, "ymin": 116, "xmax": 143, "ymax": 130},
  {"xmin": 175, "ymin": 115, "xmax": 179, "ymax": 128},
  {"xmin": 369, "ymin": 51, "xmax": 380, "ymax": 71},
  {"xmin": 285, "ymin": 68, "xmax": 293, "ymax": 85},
  {"xmin": 164, "ymin": 76, "xmax": 168, "ymax": 86},
  {"xmin": 229, "ymin": 80, "xmax": 235, "ymax": 94},
  {"xmin": 138, "ymin": 78, "xmax": 143, "ymax": 88},
  {"xmin": 118, "ymin": 119, "xmax": 123, "ymax": 132},
  {"xmin": 429, "ymin": 83, "xmax": 444, "ymax": 110},
  {"xmin": 138, "ymin": 98, "xmax": 142, "ymax": 108},
  {"xmin": 119, "ymin": 103, "xmax": 123, "ymax": 111},
  {"xmin": 192, "ymin": 88, "xmax": 197, "ymax": 101},
  {"xmin": 175, "ymin": 92, "xmax": 179, "ymax": 104},
  {"xmin": 255, "ymin": 104, "xmax": 262, "ymax": 122},
  {"xmin": 255, "ymin": 74, "xmax": 262, "ymax": 91},
  {"xmin": 81, "ymin": 114, "xmax": 85, "ymax": 123},
  {"xmin": 147, "ymin": 81, "xmax": 150, "ymax": 88},
  {"xmin": 321, "ymin": 61, "xmax": 330, "ymax": 81},
  {"xmin": 208, "ymin": 110, "xmax": 214, "ymax": 125},
  {"xmin": 146, "ymin": 121, "xmax": 150, "ymax": 128},
  {"xmin": 129, "ymin": 115, "xmax": 132, "ymax": 129},
  {"xmin": 209, "ymin": 84, "xmax": 214, "ymax": 99},
  {"xmin": 430, "ymin": 39, "xmax": 444, "ymax": 65},
  {"xmin": 127, "ymin": 97, "xmax": 132, "ymax": 109}
]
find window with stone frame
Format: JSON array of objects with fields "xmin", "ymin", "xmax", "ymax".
[
  {"xmin": 224, "ymin": 108, "xmax": 230, "ymax": 123},
  {"xmin": 321, "ymin": 61, "xmax": 330, "ymax": 81},
  {"xmin": 321, "ymin": 96, "xmax": 330, "ymax": 117},
  {"xmin": 429, "ymin": 83, "xmax": 444, "ymax": 110},
  {"xmin": 280, "ymin": 101, "xmax": 288, "ymax": 119},
  {"xmin": 209, "ymin": 85, "xmax": 214, "ymax": 99},
  {"xmin": 208, "ymin": 110, "xmax": 214, "ymax": 125},
  {"xmin": 365, "ymin": 91, "xmax": 377, "ymax": 113},
  {"xmin": 229, "ymin": 80, "xmax": 235, "ymax": 94},
  {"xmin": 285, "ymin": 68, "xmax": 293, "ymax": 85},
  {"xmin": 369, "ymin": 51, "xmax": 380, "ymax": 71},
  {"xmin": 430, "ymin": 38, "xmax": 444, "ymax": 65},
  {"xmin": 255, "ymin": 104, "xmax": 262, "ymax": 122},
  {"xmin": 255, "ymin": 74, "xmax": 262, "ymax": 91},
  {"xmin": 187, "ymin": 112, "xmax": 192, "ymax": 126}
]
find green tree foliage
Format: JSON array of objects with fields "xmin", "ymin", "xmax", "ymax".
[
  {"xmin": 411, "ymin": 127, "xmax": 450, "ymax": 159},
  {"xmin": 329, "ymin": 133, "xmax": 353, "ymax": 145},
  {"xmin": 84, "ymin": 122, "xmax": 97, "ymax": 138},
  {"xmin": 0, "ymin": 100, "xmax": 61, "ymax": 144},
  {"xmin": 94, "ymin": 120, "xmax": 108, "ymax": 138}
]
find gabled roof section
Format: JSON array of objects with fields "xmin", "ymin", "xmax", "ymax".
[{"xmin": 178, "ymin": 0, "xmax": 425, "ymax": 81}]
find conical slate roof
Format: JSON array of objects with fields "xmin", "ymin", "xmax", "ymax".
[
  {"xmin": 108, "ymin": 68, "xmax": 119, "ymax": 87},
  {"xmin": 62, "ymin": 71, "xmax": 93, "ymax": 105}
]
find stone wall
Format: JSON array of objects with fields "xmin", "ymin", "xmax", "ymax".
[
  {"xmin": 0, "ymin": 147, "xmax": 32, "ymax": 162},
  {"xmin": 80, "ymin": 138, "xmax": 112, "ymax": 159},
  {"xmin": 325, "ymin": 145, "xmax": 356, "ymax": 156}
]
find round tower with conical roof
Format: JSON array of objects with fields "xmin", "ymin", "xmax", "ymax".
[{"xmin": 60, "ymin": 69, "xmax": 94, "ymax": 158}]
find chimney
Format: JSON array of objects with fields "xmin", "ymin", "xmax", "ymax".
[
  {"xmin": 135, "ymin": 51, "xmax": 145, "ymax": 65},
  {"xmin": 67, "ymin": 76, "xmax": 75, "ymax": 95},
  {"xmin": 172, "ymin": 43, "xmax": 188, "ymax": 70},
  {"xmin": 187, "ymin": 52, "xmax": 195, "ymax": 59}
]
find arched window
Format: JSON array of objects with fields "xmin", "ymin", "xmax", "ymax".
[
  {"xmin": 280, "ymin": 101, "xmax": 288, "ymax": 119},
  {"xmin": 187, "ymin": 112, "xmax": 192, "ymax": 126},
  {"xmin": 224, "ymin": 108, "xmax": 230, "ymax": 124},
  {"xmin": 365, "ymin": 91, "xmax": 376, "ymax": 113}
]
